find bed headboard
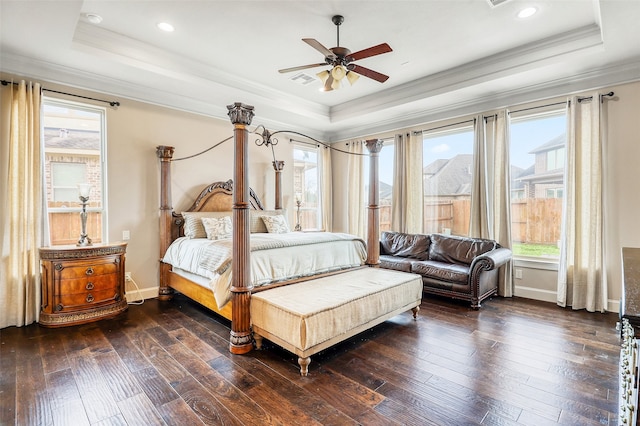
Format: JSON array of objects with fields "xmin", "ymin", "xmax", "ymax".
[{"xmin": 170, "ymin": 179, "xmax": 265, "ymax": 242}]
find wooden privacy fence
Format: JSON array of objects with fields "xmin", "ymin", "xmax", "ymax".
[
  {"xmin": 378, "ymin": 198, "xmax": 562, "ymax": 245},
  {"xmin": 49, "ymin": 211, "xmax": 102, "ymax": 246}
]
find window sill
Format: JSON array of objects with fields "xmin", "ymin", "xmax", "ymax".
[{"xmin": 513, "ymin": 256, "xmax": 559, "ymax": 271}]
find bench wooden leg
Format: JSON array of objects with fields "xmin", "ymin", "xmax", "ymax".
[
  {"xmin": 411, "ymin": 306, "xmax": 419, "ymax": 320},
  {"xmin": 298, "ymin": 357, "xmax": 311, "ymax": 376},
  {"xmin": 254, "ymin": 333, "xmax": 263, "ymax": 350}
]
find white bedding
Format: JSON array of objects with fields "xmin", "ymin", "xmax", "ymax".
[{"xmin": 162, "ymin": 232, "xmax": 367, "ymax": 309}]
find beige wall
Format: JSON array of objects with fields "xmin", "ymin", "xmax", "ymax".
[{"xmin": 331, "ymin": 80, "xmax": 640, "ymax": 312}]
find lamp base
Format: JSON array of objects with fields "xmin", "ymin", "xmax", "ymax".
[{"xmin": 77, "ymin": 235, "xmax": 92, "ymax": 247}]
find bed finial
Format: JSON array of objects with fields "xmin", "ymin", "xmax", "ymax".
[{"xmin": 227, "ymin": 102, "xmax": 254, "ymax": 126}]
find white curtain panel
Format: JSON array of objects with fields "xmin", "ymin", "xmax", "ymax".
[
  {"xmin": 469, "ymin": 112, "xmax": 514, "ymax": 296},
  {"xmin": 0, "ymin": 80, "xmax": 43, "ymax": 328},
  {"xmin": 557, "ymin": 94, "xmax": 608, "ymax": 312},
  {"xmin": 347, "ymin": 141, "xmax": 366, "ymax": 239},
  {"xmin": 469, "ymin": 116, "xmax": 490, "ymax": 238},
  {"xmin": 319, "ymin": 145, "xmax": 333, "ymax": 232},
  {"xmin": 391, "ymin": 132, "xmax": 423, "ymax": 233},
  {"xmin": 487, "ymin": 111, "xmax": 514, "ymax": 297}
]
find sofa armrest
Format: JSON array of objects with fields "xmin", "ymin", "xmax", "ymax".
[{"xmin": 471, "ymin": 247, "xmax": 512, "ymax": 271}]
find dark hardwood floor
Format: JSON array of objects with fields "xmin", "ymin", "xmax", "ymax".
[{"xmin": 0, "ymin": 294, "xmax": 621, "ymax": 425}]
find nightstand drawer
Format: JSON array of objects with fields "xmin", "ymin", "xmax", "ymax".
[
  {"xmin": 56, "ymin": 258, "xmax": 119, "ymax": 279},
  {"xmin": 60, "ymin": 274, "xmax": 118, "ymax": 294},
  {"xmin": 57, "ymin": 288, "xmax": 122, "ymax": 312}
]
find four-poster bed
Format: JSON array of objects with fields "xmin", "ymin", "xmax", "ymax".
[{"xmin": 157, "ymin": 102, "xmax": 422, "ymax": 374}]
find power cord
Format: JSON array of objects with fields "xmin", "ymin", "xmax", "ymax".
[{"xmin": 125, "ymin": 273, "xmax": 145, "ymax": 305}]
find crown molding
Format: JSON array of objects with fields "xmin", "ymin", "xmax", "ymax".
[
  {"xmin": 328, "ymin": 58, "xmax": 640, "ymax": 141},
  {"xmin": 330, "ymin": 23, "xmax": 604, "ymax": 123}
]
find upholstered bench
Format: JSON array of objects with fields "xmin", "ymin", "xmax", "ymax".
[{"xmin": 250, "ymin": 267, "xmax": 423, "ymax": 375}]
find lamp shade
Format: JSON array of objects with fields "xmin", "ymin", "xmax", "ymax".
[
  {"xmin": 346, "ymin": 71, "xmax": 360, "ymax": 86},
  {"xmin": 316, "ymin": 70, "xmax": 330, "ymax": 84},
  {"xmin": 331, "ymin": 65, "xmax": 346, "ymax": 80},
  {"xmin": 78, "ymin": 183, "xmax": 91, "ymax": 198}
]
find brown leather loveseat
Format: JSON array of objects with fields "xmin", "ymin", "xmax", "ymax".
[{"xmin": 379, "ymin": 231, "xmax": 512, "ymax": 308}]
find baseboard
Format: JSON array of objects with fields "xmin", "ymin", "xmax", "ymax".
[
  {"xmin": 125, "ymin": 286, "xmax": 159, "ymax": 303},
  {"xmin": 514, "ymin": 285, "xmax": 620, "ymax": 313},
  {"xmin": 514, "ymin": 285, "xmax": 557, "ymax": 303}
]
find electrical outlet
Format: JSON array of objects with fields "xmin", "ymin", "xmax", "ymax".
[
  {"xmin": 515, "ymin": 268, "xmax": 523, "ymax": 279},
  {"xmin": 125, "ymin": 272, "xmax": 132, "ymax": 282},
  {"xmin": 123, "ymin": 230, "xmax": 130, "ymax": 240}
]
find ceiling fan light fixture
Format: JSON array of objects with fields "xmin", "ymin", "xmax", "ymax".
[
  {"xmin": 331, "ymin": 78, "xmax": 341, "ymax": 90},
  {"xmin": 316, "ymin": 70, "xmax": 330, "ymax": 84},
  {"xmin": 331, "ymin": 65, "xmax": 346, "ymax": 80},
  {"xmin": 346, "ymin": 71, "xmax": 359, "ymax": 86}
]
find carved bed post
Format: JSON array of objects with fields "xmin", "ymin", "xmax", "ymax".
[
  {"xmin": 156, "ymin": 145, "xmax": 175, "ymax": 300},
  {"xmin": 272, "ymin": 160, "xmax": 285, "ymax": 210},
  {"xmin": 365, "ymin": 139, "xmax": 383, "ymax": 266},
  {"xmin": 227, "ymin": 102, "xmax": 255, "ymax": 354}
]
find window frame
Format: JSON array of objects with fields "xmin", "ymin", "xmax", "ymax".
[
  {"xmin": 292, "ymin": 142, "xmax": 321, "ymax": 230},
  {"xmin": 509, "ymin": 108, "xmax": 567, "ymax": 262},
  {"xmin": 43, "ymin": 97, "xmax": 108, "ymax": 245},
  {"xmin": 421, "ymin": 124, "xmax": 475, "ymax": 237}
]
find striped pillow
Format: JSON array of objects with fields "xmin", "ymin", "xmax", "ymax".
[{"xmin": 182, "ymin": 211, "xmax": 232, "ymax": 239}]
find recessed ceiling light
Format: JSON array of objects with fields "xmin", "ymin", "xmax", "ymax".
[
  {"xmin": 84, "ymin": 13, "xmax": 103, "ymax": 24},
  {"xmin": 157, "ymin": 22, "xmax": 175, "ymax": 32},
  {"xmin": 517, "ymin": 7, "xmax": 537, "ymax": 18}
]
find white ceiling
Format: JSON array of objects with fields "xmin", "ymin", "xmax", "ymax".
[{"xmin": 1, "ymin": 0, "xmax": 639, "ymax": 141}]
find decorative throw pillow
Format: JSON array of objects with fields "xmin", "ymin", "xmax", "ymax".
[
  {"xmin": 181, "ymin": 211, "xmax": 232, "ymax": 238},
  {"xmin": 261, "ymin": 214, "xmax": 290, "ymax": 234},
  {"xmin": 202, "ymin": 216, "xmax": 233, "ymax": 240}
]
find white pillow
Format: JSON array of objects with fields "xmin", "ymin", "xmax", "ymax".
[
  {"xmin": 202, "ymin": 216, "xmax": 232, "ymax": 240},
  {"xmin": 261, "ymin": 214, "xmax": 290, "ymax": 234},
  {"xmin": 181, "ymin": 211, "xmax": 232, "ymax": 238}
]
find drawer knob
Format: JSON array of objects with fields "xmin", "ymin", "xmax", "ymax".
[
  {"xmin": 86, "ymin": 282, "xmax": 94, "ymax": 290},
  {"xmin": 85, "ymin": 267, "xmax": 94, "ymax": 276},
  {"xmin": 86, "ymin": 294, "xmax": 94, "ymax": 303}
]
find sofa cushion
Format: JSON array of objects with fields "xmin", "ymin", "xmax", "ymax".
[
  {"xmin": 411, "ymin": 260, "xmax": 469, "ymax": 284},
  {"xmin": 380, "ymin": 231, "xmax": 430, "ymax": 261},
  {"xmin": 428, "ymin": 234, "xmax": 497, "ymax": 265},
  {"xmin": 379, "ymin": 255, "xmax": 413, "ymax": 273}
]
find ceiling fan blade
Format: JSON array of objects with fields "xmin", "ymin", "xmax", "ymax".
[
  {"xmin": 350, "ymin": 64, "xmax": 389, "ymax": 83},
  {"xmin": 348, "ymin": 43, "xmax": 392, "ymax": 62},
  {"xmin": 278, "ymin": 63, "xmax": 327, "ymax": 74},
  {"xmin": 302, "ymin": 38, "xmax": 336, "ymax": 59}
]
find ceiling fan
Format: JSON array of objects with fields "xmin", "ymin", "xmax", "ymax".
[{"xmin": 278, "ymin": 15, "xmax": 392, "ymax": 91}]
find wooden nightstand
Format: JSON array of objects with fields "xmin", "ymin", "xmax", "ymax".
[{"xmin": 39, "ymin": 242, "xmax": 128, "ymax": 327}]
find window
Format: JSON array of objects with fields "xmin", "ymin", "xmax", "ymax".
[
  {"xmin": 43, "ymin": 99, "xmax": 107, "ymax": 245},
  {"xmin": 509, "ymin": 111, "xmax": 566, "ymax": 259},
  {"xmin": 292, "ymin": 144, "xmax": 319, "ymax": 230},
  {"xmin": 422, "ymin": 126, "xmax": 474, "ymax": 236}
]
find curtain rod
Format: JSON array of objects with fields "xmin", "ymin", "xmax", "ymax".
[
  {"xmin": 578, "ymin": 91, "xmax": 614, "ymax": 103},
  {"xmin": 1, "ymin": 80, "xmax": 120, "ymax": 107},
  {"xmin": 413, "ymin": 118, "xmax": 475, "ymax": 136},
  {"xmin": 509, "ymin": 100, "xmax": 567, "ymax": 115}
]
